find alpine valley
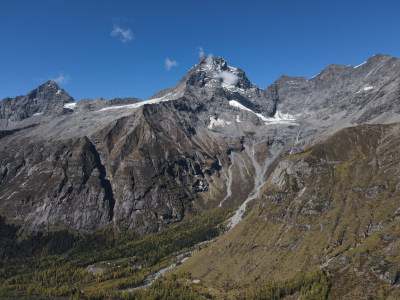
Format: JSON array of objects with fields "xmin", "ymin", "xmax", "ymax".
[{"xmin": 1, "ymin": 54, "xmax": 400, "ymax": 299}]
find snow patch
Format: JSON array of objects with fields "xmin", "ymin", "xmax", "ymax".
[
  {"xmin": 363, "ymin": 86, "xmax": 374, "ymax": 91},
  {"xmin": 259, "ymin": 111, "xmax": 297, "ymax": 125},
  {"xmin": 33, "ymin": 112, "xmax": 43, "ymax": 116},
  {"xmin": 56, "ymin": 89, "xmax": 62, "ymax": 95},
  {"xmin": 223, "ymin": 85, "xmax": 248, "ymax": 94},
  {"xmin": 63, "ymin": 102, "xmax": 76, "ymax": 109},
  {"xmin": 229, "ymin": 100, "xmax": 253, "ymax": 112},
  {"xmin": 354, "ymin": 61, "xmax": 367, "ymax": 68},
  {"xmin": 229, "ymin": 100, "xmax": 298, "ymax": 125},
  {"xmin": 99, "ymin": 94, "xmax": 172, "ymax": 112},
  {"xmin": 236, "ymin": 115, "xmax": 241, "ymax": 123},
  {"xmin": 208, "ymin": 116, "xmax": 231, "ymax": 129}
]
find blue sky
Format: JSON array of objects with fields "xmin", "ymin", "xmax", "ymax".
[{"xmin": 1, "ymin": 0, "xmax": 400, "ymax": 101}]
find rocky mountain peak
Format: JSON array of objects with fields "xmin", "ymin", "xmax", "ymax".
[
  {"xmin": 148, "ymin": 56, "xmax": 257, "ymax": 111},
  {"xmin": 148, "ymin": 55, "xmax": 274, "ymax": 116},
  {"xmin": 0, "ymin": 80, "xmax": 75, "ymax": 127},
  {"xmin": 187, "ymin": 56, "xmax": 252, "ymax": 89},
  {"xmin": 43, "ymin": 79, "xmax": 59, "ymax": 89},
  {"xmin": 196, "ymin": 56, "xmax": 229, "ymax": 72},
  {"xmin": 365, "ymin": 53, "xmax": 393, "ymax": 64}
]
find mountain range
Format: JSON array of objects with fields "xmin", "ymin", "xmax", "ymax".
[{"xmin": 1, "ymin": 54, "xmax": 400, "ymax": 299}]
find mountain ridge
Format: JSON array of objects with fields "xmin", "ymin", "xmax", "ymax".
[{"xmin": 1, "ymin": 53, "xmax": 400, "ymax": 233}]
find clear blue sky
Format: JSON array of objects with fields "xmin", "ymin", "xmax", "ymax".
[{"xmin": 1, "ymin": 0, "xmax": 400, "ymax": 101}]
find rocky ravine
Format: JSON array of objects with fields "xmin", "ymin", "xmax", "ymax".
[{"xmin": 1, "ymin": 54, "xmax": 400, "ymax": 236}]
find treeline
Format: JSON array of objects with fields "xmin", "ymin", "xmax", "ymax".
[
  {"xmin": 0, "ymin": 208, "xmax": 231, "ymax": 298},
  {"xmin": 0, "ymin": 216, "xmax": 77, "ymax": 259},
  {"xmin": 249, "ymin": 269, "xmax": 331, "ymax": 300},
  {"xmin": 85, "ymin": 274, "xmax": 205, "ymax": 300}
]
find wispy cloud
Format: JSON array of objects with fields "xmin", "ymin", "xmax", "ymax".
[
  {"xmin": 165, "ymin": 58, "xmax": 178, "ymax": 70},
  {"xmin": 198, "ymin": 47, "xmax": 205, "ymax": 58},
  {"xmin": 51, "ymin": 73, "xmax": 70, "ymax": 84},
  {"xmin": 111, "ymin": 24, "xmax": 134, "ymax": 43},
  {"xmin": 205, "ymin": 54, "xmax": 213, "ymax": 66},
  {"xmin": 215, "ymin": 71, "xmax": 239, "ymax": 85},
  {"xmin": 196, "ymin": 48, "xmax": 239, "ymax": 86}
]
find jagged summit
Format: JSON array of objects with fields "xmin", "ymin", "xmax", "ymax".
[
  {"xmin": 30, "ymin": 80, "xmax": 72, "ymax": 99},
  {"xmin": 44, "ymin": 79, "xmax": 59, "ymax": 88},
  {"xmin": 183, "ymin": 56, "xmax": 253, "ymax": 89},
  {"xmin": 149, "ymin": 56, "xmax": 276, "ymax": 115},
  {"xmin": 0, "ymin": 80, "xmax": 75, "ymax": 126},
  {"xmin": 150, "ymin": 56, "xmax": 252, "ymax": 97}
]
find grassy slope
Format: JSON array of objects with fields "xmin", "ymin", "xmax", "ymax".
[{"xmin": 174, "ymin": 123, "xmax": 400, "ymax": 299}]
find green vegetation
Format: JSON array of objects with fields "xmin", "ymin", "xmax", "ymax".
[
  {"xmin": 0, "ymin": 208, "xmax": 230, "ymax": 299},
  {"xmin": 117, "ymin": 274, "xmax": 205, "ymax": 300},
  {"xmin": 249, "ymin": 270, "xmax": 331, "ymax": 300}
]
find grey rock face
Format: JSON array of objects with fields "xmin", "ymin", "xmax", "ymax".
[
  {"xmin": 1, "ymin": 54, "xmax": 400, "ymax": 234},
  {"xmin": 0, "ymin": 136, "xmax": 115, "ymax": 231},
  {"xmin": 273, "ymin": 54, "xmax": 400, "ymax": 127},
  {"xmin": 0, "ymin": 80, "xmax": 75, "ymax": 126}
]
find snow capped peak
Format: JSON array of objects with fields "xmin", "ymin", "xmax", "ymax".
[
  {"xmin": 198, "ymin": 56, "xmax": 227, "ymax": 70},
  {"xmin": 195, "ymin": 56, "xmax": 243, "ymax": 87},
  {"xmin": 197, "ymin": 56, "xmax": 238, "ymax": 74}
]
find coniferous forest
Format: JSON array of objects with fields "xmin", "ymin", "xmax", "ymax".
[{"xmin": 0, "ymin": 209, "xmax": 230, "ymax": 299}]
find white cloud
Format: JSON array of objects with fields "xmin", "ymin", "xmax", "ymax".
[
  {"xmin": 215, "ymin": 70, "xmax": 239, "ymax": 86},
  {"xmin": 198, "ymin": 47, "xmax": 205, "ymax": 58},
  {"xmin": 204, "ymin": 54, "xmax": 213, "ymax": 67},
  {"xmin": 165, "ymin": 58, "xmax": 178, "ymax": 70},
  {"xmin": 111, "ymin": 24, "xmax": 134, "ymax": 43},
  {"xmin": 51, "ymin": 73, "xmax": 70, "ymax": 84}
]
